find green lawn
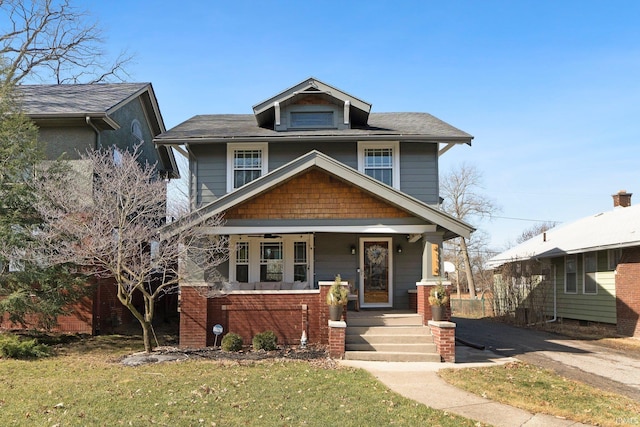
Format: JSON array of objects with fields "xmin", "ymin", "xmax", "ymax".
[{"xmin": 0, "ymin": 335, "xmax": 477, "ymax": 427}]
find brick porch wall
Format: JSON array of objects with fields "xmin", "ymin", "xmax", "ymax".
[
  {"xmin": 616, "ymin": 247, "xmax": 640, "ymax": 337},
  {"xmin": 179, "ymin": 288, "xmax": 323, "ymax": 348}
]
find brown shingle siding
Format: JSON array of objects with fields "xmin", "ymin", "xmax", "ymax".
[{"xmin": 226, "ymin": 169, "xmax": 412, "ymax": 220}]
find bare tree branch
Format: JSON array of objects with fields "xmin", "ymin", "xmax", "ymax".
[
  {"xmin": 440, "ymin": 163, "xmax": 500, "ymax": 298},
  {"xmin": 30, "ymin": 147, "xmax": 229, "ymax": 352},
  {"xmin": 0, "ymin": 0, "xmax": 133, "ymax": 84}
]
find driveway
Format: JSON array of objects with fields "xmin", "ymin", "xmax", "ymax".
[{"xmin": 454, "ymin": 317, "xmax": 640, "ymax": 401}]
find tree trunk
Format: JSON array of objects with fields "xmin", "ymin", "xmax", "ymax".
[
  {"xmin": 459, "ymin": 237, "xmax": 477, "ymax": 299},
  {"xmin": 141, "ymin": 320, "xmax": 153, "ymax": 353}
]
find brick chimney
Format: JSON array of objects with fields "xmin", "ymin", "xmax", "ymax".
[{"xmin": 612, "ymin": 190, "xmax": 632, "ymax": 208}]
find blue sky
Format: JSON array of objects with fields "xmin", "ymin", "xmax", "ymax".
[{"xmin": 87, "ymin": 0, "xmax": 640, "ymax": 251}]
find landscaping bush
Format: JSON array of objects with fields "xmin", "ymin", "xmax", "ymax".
[
  {"xmin": 0, "ymin": 334, "xmax": 50, "ymax": 359},
  {"xmin": 221, "ymin": 332, "xmax": 243, "ymax": 352},
  {"xmin": 252, "ymin": 330, "xmax": 277, "ymax": 351}
]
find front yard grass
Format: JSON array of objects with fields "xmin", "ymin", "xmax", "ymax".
[
  {"xmin": 0, "ymin": 335, "xmax": 477, "ymax": 427},
  {"xmin": 439, "ymin": 362, "xmax": 640, "ymax": 427}
]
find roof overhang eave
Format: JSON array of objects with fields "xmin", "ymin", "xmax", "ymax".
[{"xmin": 154, "ymin": 135, "xmax": 474, "ymax": 146}]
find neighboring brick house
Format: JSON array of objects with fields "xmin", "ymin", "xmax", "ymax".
[
  {"xmin": 156, "ymin": 77, "xmax": 474, "ymax": 349},
  {"xmin": 1, "ymin": 83, "xmax": 178, "ymax": 334},
  {"xmin": 489, "ymin": 191, "xmax": 640, "ymax": 337}
]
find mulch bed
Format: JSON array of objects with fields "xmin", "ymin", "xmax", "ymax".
[{"xmin": 120, "ymin": 344, "xmax": 337, "ymax": 368}]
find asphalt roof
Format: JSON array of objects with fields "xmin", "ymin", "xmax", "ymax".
[
  {"xmin": 15, "ymin": 83, "xmax": 151, "ymax": 115},
  {"xmin": 488, "ymin": 204, "xmax": 640, "ymax": 267},
  {"xmin": 155, "ymin": 112, "xmax": 473, "ymax": 143}
]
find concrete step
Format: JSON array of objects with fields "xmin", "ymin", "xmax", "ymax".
[
  {"xmin": 346, "ymin": 326, "xmax": 431, "ymax": 336},
  {"xmin": 346, "ymin": 333, "xmax": 434, "ymax": 345},
  {"xmin": 347, "ymin": 313, "xmax": 423, "ymax": 327},
  {"xmin": 345, "ymin": 342, "xmax": 437, "ymax": 353},
  {"xmin": 344, "ymin": 351, "xmax": 441, "ymax": 363}
]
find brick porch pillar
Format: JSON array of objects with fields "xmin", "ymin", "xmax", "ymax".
[
  {"xmin": 417, "ymin": 282, "xmax": 452, "ymax": 325},
  {"xmin": 328, "ymin": 320, "xmax": 346, "ymax": 359},
  {"xmin": 319, "ymin": 281, "xmax": 349, "ymax": 345},
  {"xmin": 429, "ymin": 320, "xmax": 456, "ymax": 363},
  {"xmin": 179, "ymin": 286, "xmax": 209, "ymax": 348}
]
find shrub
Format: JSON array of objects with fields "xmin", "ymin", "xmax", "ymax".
[
  {"xmin": 252, "ymin": 330, "xmax": 277, "ymax": 351},
  {"xmin": 0, "ymin": 334, "xmax": 50, "ymax": 359},
  {"xmin": 221, "ymin": 332, "xmax": 243, "ymax": 352}
]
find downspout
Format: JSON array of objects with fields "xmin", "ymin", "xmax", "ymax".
[{"xmin": 86, "ymin": 116, "xmax": 101, "ymax": 150}]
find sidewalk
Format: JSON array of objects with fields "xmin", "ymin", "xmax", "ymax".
[{"xmin": 339, "ymin": 345, "xmax": 593, "ymax": 427}]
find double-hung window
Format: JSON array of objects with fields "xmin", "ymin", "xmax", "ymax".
[
  {"xmin": 583, "ymin": 252, "xmax": 598, "ymax": 294},
  {"xmin": 227, "ymin": 143, "xmax": 268, "ymax": 192},
  {"xmin": 565, "ymin": 255, "xmax": 577, "ymax": 293},
  {"xmin": 293, "ymin": 241, "xmax": 308, "ymax": 282},
  {"xmin": 358, "ymin": 141, "xmax": 400, "ymax": 189},
  {"xmin": 235, "ymin": 242, "xmax": 249, "ymax": 283}
]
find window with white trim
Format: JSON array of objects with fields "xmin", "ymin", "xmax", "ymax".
[
  {"xmin": 260, "ymin": 242, "xmax": 283, "ymax": 282},
  {"xmin": 227, "ymin": 143, "xmax": 268, "ymax": 192},
  {"xmin": 358, "ymin": 141, "xmax": 400, "ymax": 188},
  {"xmin": 235, "ymin": 242, "xmax": 249, "ymax": 283},
  {"xmin": 583, "ymin": 252, "xmax": 598, "ymax": 294},
  {"xmin": 229, "ymin": 235, "xmax": 313, "ymax": 284},
  {"xmin": 293, "ymin": 241, "xmax": 308, "ymax": 282},
  {"xmin": 565, "ymin": 255, "xmax": 577, "ymax": 293}
]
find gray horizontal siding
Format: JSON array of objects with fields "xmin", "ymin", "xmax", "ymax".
[
  {"xmin": 191, "ymin": 140, "xmax": 439, "ymax": 208},
  {"xmin": 314, "ymin": 233, "xmax": 422, "ymax": 309},
  {"xmin": 268, "ymin": 141, "xmax": 357, "ymax": 170},
  {"xmin": 400, "ymin": 142, "xmax": 439, "ymax": 204},
  {"xmin": 191, "ymin": 144, "xmax": 226, "ymax": 207}
]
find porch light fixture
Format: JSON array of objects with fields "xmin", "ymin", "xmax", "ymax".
[
  {"xmin": 396, "ymin": 245, "xmax": 402, "ymax": 254},
  {"xmin": 350, "ymin": 245, "xmax": 356, "ymax": 255}
]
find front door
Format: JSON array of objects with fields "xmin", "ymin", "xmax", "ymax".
[{"xmin": 359, "ymin": 238, "xmax": 393, "ymax": 308}]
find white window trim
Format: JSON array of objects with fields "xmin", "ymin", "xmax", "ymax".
[
  {"xmin": 229, "ymin": 234, "xmax": 314, "ymax": 284},
  {"xmin": 357, "ymin": 141, "xmax": 400, "ymax": 189},
  {"xmin": 564, "ymin": 254, "xmax": 578, "ymax": 294},
  {"xmin": 226, "ymin": 143, "xmax": 268, "ymax": 192},
  {"xmin": 583, "ymin": 252, "xmax": 598, "ymax": 295}
]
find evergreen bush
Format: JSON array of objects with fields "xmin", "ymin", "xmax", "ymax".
[
  {"xmin": 221, "ymin": 332, "xmax": 243, "ymax": 352},
  {"xmin": 252, "ymin": 330, "xmax": 277, "ymax": 351},
  {"xmin": 0, "ymin": 334, "xmax": 50, "ymax": 359}
]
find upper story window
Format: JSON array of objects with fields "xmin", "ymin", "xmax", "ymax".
[
  {"xmin": 131, "ymin": 120, "xmax": 144, "ymax": 142},
  {"xmin": 290, "ymin": 111, "xmax": 334, "ymax": 128},
  {"xmin": 227, "ymin": 143, "xmax": 268, "ymax": 192},
  {"xmin": 358, "ymin": 141, "xmax": 400, "ymax": 189}
]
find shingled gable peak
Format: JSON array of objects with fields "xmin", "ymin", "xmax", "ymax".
[{"xmin": 251, "ymin": 77, "xmax": 372, "ymax": 131}]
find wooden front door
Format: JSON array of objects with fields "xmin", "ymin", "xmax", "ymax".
[{"xmin": 359, "ymin": 238, "xmax": 393, "ymax": 308}]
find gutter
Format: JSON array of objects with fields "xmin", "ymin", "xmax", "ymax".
[{"xmin": 154, "ymin": 134, "xmax": 474, "ymax": 146}]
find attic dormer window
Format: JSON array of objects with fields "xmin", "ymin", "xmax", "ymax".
[{"xmin": 290, "ymin": 111, "xmax": 334, "ymax": 128}]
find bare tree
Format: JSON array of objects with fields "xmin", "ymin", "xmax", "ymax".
[
  {"xmin": 30, "ymin": 147, "xmax": 228, "ymax": 352},
  {"xmin": 440, "ymin": 163, "xmax": 499, "ymax": 299},
  {"xmin": 0, "ymin": 0, "xmax": 132, "ymax": 84},
  {"xmin": 515, "ymin": 221, "xmax": 558, "ymax": 245}
]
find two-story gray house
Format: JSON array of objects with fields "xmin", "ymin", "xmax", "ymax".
[
  {"xmin": 156, "ymin": 78, "xmax": 474, "ymax": 353},
  {"xmin": 1, "ymin": 83, "xmax": 178, "ymax": 334}
]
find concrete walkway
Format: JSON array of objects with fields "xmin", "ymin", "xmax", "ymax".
[{"xmin": 340, "ymin": 345, "xmax": 594, "ymax": 427}]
